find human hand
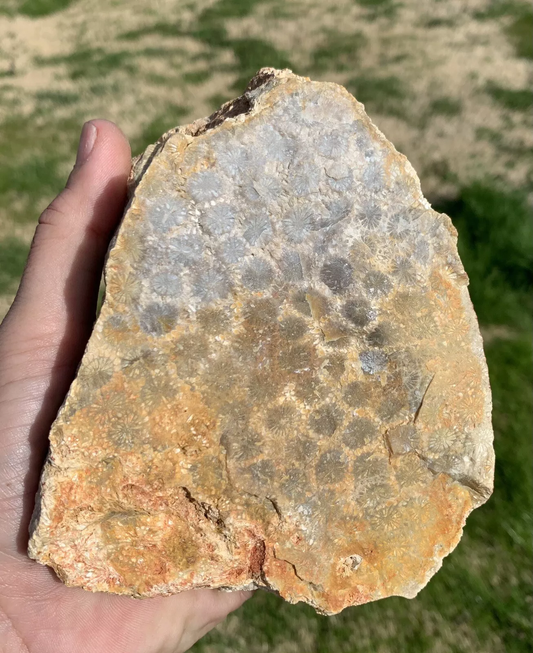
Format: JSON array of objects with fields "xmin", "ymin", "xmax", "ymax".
[{"xmin": 0, "ymin": 120, "xmax": 251, "ymax": 653}]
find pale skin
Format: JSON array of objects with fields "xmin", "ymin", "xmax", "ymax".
[{"xmin": 0, "ymin": 120, "xmax": 252, "ymax": 653}]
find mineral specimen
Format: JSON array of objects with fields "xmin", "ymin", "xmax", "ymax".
[{"xmin": 28, "ymin": 68, "xmax": 494, "ymax": 615}]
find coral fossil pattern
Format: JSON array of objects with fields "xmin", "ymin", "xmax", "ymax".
[{"xmin": 28, "ymin": 69, "xmax": 494, "ymax": 615}]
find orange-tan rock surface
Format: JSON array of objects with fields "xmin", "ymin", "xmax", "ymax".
[{"xmin": 28, "ymin": 68, "xmax": 494, "ymax": 615}]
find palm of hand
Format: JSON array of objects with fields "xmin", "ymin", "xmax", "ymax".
[{"xmin": 0, "ymin": 121, "xmax": 250, "ymax": 653}]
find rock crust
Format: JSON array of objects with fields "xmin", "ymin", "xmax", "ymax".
[{"xmin": 28, "ymin": 68, "xmax": 494, "ymax": 615}]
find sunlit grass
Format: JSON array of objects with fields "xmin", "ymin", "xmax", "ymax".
[{"xmin": 0, "ymin": 114, "xmax": 80, "ymax": 224}]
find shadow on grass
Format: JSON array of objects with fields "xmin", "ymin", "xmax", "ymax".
[{"xmin": 436, "ymin": 183, "xmax": 533, "ymax": 329}]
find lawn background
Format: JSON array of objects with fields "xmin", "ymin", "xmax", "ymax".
[{"xmin": 0, "ymin": 0, "xmax": 531, "ymax": 651}]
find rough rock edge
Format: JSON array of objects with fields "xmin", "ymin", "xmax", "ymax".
[
  {"xmin": 127, "ymin": 67, "xmax": 285, "ymax": 198},
  {"xmin": 28, "ymin": 68, "xmax": 494, "ymax": 613}
]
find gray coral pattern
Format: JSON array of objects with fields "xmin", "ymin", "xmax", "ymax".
[{"xmin": 65, "ymin": 76, "xmax": 494, "ymax": 609}]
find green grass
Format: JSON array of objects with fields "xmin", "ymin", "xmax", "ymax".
[
  {"xmin": 35, "ymin": 89, "xmax": 79, "ymax": 107},
  {"xmin": 191, "ymin": 0, "xmax": 266, "ymax": 48},
  {"xmin": 196, "ymin": 0, "xmax": 266, "ymax": 23},
  {"xmin": 0, "ymin": 113, "xmax": 80, "ymax": 223},
  {"xmin": 505, "ymin": 9, "xmax": 533, "ymax": 58},
  {"xmin": 130, "ymin": 104, "xmax": 190, "ymax": 156},
  {"xmin": 191, "ymin": 0, "xmax": 294, "ymax": 90},
  {"xmin": 229, "ymin": 39, "xmax": 293, "ymax": 91},
  {"xmin": 0, "ymin": 85, "xmax": 20, "ymax": 112},
  {"xmin": 486, "ymin": 82, "xmax": 533, "ymax": 111},
  {"xmin": 355, "ymin": 0, "xmax": 399, "ymax": 19},
  {"xmin": 118, "ymin": 0, "xmax": 294, "ymax": 92},
  {"xmin": 208, "ymin": 93, "xmax": 234, "ymax": 110},
  {"xmin": 136, "ymin": 47, "xmax": 184, "ymax": 60},
  {"xmin": 36, "ymin": 45, "xmax": 187, "ymax": 82},
  {"xmin": 17, "ymin": 0, "xmax": 76, "ymax": 17},
  {"xmin": 474, "ymin": 0, "xmax": 531, "ymax": 19},
  {"xmin": 422, "ymin": 17, "xmax": 457, "ymax": 28},
  {"xmin": 193, "ymin": 182, "xmax": 533, "ymax": 652},
  {"xmin": 429, "ymin": 96, "xmax": 462, "ymax": 116},
  {"xmin": 36, "ymin": 48, "xmax": 137, "ymax": 80},
  {"xmin": 182, "ymin": 70, "xmax": 212, "ymax": 85},
  {"xmin": 0, "ymin": 237, "xmax": 30, "ymax": 294},
  {"xmin": 119, "ymin": 21, "xmax": 184, "ymax": 41},
  {"xmin": 475, "ymin": 126, "xmax": 532, "ymax": 159},
  {"xmin": 474, "ymin": 1, "xmax": 533, "ymax": 59},
  {"xmin": 0, "ymin": 155, "xmax": 64, "ymax": 209},
  {"xmin": 484, "ymin": 337, "xmax": 533, "ymax": 539},
  {"xmin": 437, "ymin": 183, "xmax": 533, "ymax": 329},
  {"xmin": 264, "ymin": 2, "xmax": 299, "ymax": 19},
  {"xmin": 311, "ymin": 31, "xmax": 368, "ymax": 73},
  {"xmin": 346, "ymin": 75, "xmax": 408, "ymax": 118}
]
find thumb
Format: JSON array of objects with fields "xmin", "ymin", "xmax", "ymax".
[
  {"xmin": 0, "ymin": 119, "xmax": 131, "ymax": 376},
  {"xmin": 0, "ymin": 120, "xmax": 131, "ymax": 554}
]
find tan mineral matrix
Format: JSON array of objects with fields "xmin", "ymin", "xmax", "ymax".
[{"xmin": 28, "ymin": 69, "xmax": 494, "ymax": 615}]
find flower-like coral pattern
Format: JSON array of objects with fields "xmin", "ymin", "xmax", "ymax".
[{"xmin": 29, "ymin": 70, "xmax": 494, "ymax": 617}]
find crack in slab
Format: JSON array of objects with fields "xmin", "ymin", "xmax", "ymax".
[
  {"xmin": 179, "ymin": 486, "xmax": 230, "ymax": 541},
  {"xmin": 265, "ymin": 495, "xmax": 283, "ymax": 521},
  {"xmin": 413, "ymin": 373, "xmax": 436, "ymax": 423},
  {"xmin": 272, "ymin": 547, "xmax": 324, "ymax": 593},
  {"xmin": 220, "ymin": 443, "xmax": 283, "ymax": 522},
  {"xmin": 412, "ymin": 451, "xmax": 491, "ymax": 501},
  {"xmin": 382, "ymin": 430, "xmax": 394, "ymax": 464}
]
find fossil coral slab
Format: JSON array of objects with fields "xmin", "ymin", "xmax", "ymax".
[{"xmin": 28, "ymin": 69, "xmax": 494, "ymax": 615}]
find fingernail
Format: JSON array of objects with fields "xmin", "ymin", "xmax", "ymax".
[{"xmin": 76, "ymin": 121, "xmax": 97, "ymax": 166}]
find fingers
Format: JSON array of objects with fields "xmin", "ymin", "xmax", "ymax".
[
  {"xmin": 160, "ymin": 589, "xmax": 254, "ymax": 653},
  {"xmin": 1, "ymin": 119, "xmax": 131, "ymax": 364},
  {"xmin": 181, "ymin": 589, "xmax": 253, "ymax": 651},
  {"xmin": 0, "ymin": 121, "xmax": 131, "ymax": 555}
]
